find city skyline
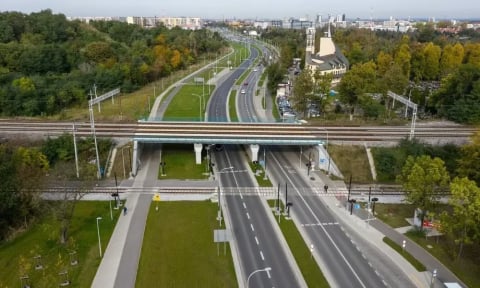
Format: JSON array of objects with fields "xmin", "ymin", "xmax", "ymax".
[{"xmin": 1, "ymin": 0, "xmax": 479, "ymax": 20}]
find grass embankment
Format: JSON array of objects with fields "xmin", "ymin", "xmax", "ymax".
[
  {"xmin": 0, "ymin": 201, "xmax": 120, "ymax": 288},
  {"xmin": 158, "ymin": 144, "xmax": 208, "ymax": 179},
  {"xmin": 267, "ymin": 200, "xmax": 329, "ymax": 288},
  {"xmin": 163, "ymin": 85, "xmax": 210, "ymax": 121},
  {"xmin": 136, "ymin": 201, "xmax": 237, "ymax": 287},
  {"xmin": 327, "ymin": 145, "xmax": 373, "ymax": 183},
  {"xmin": 382, "ymin": 237, "xmax": 426, "ymax": 271},
  {"xmin": 376, "ymin": 203, "xmax": 480, "ymax": 287}
]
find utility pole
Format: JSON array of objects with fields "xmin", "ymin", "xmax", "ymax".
[
  {"xmin": 72, "ymin": 123, "xmax": 79, "ymax": 179},
  {"xmin": 89, "ymin": 89, "xmax": 102, "ymax": 179}
]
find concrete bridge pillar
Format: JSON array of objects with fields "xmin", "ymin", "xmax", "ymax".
[
  {"xmin": 194, "ymin": 143, "xmax": 203, "ymax": 164},
  {"xmin": 250, "ymin": 144, "xmax": 260, "ymax": 162},
  {"xmin": 131, "ymin": 140, "xmax": 139, "ymax": 176}
]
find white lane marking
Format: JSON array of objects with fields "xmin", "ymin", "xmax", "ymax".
[
  {"xmin": 250, "ymin": 223, "xmax": 255, "ymax": 232},
  {"xmin": 246, "ymin": 212, "xmax": 250, "ymax": 219},
  {"xmin": 240, "ymin": 194, "xmax": 243, "ymax": 199},
  {"xmin": 255, "ymin": 236, "xmax": 259, "ymax": 245},
  {"xmin": 260, "ymin": 251, "xmax": 265, "ymax": 261},
  {"xmin": 243, "ymin": 202, "xmax": 247, "ymax": 209},
  {"xmin": 266, "ymin": 269, "xmax": 271, "ymax": 279},
  {"xmin": 271, "ymin": 152, "xmax": 368, "ymax": 288}
]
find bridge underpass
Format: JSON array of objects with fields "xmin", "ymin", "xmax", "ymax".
[{"xmin": 130, "ymin": 120, "xmax": 327, "ymax": 176}]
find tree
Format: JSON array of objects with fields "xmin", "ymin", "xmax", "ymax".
[
  {"xmin": 312, "ymin": 71, "xmax": 333, "ymax": 114},
  {"xmin": 440, "ymin": 43, "xmax": 464, "ymax": 77},
  {"xmin": 457, "ymin": 131, "xmax": 480, "ymax": 186},
  {"xmin": 464, "ymin": 43, "xmax": 480, "ymax": 68},
  {"xmin": 292, "ymin": 69, "xmax": 314, "ymax": 117},
  {"xmin": 423, "ymin": 42, "xmax": 442, "ymax": 80},
  {"xmin": 376, "ymin": 51, "xmax": 393, "ymax": 76},
  {"xmin": 394, "ymin": 43, "xmax": 411, "ymax": 79},
  {"xmin": 440, "ymin": 177, "xmax": 480, "ymax": 259},
  {"xmin": 337, "ymin": 61, "xmax": 377, "ymax": 120},
  {"xmin": 397, "ymin": 155, "xmax": 450, "ymax": 229},
  {"xmin": 433, "ymin": 63, "xmax": 480, "ymax": 124}
]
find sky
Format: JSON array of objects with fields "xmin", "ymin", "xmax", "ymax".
[{"xmin": 1, "ymin": 0, "xmax": 479, "ymax": 20}]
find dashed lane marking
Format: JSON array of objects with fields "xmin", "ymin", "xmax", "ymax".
[
  {"xmin": 243, "ymin": 202, "xmax": 247, "ymax": 209},
  {"xmin": 246, "ymin": 212, "xmax": 250, "ymax": 219},
  {"xmin": 250, "ymin": 223, "xmax": 255, "ymax": 232},
  {"xmin": 260, "ymin": 251, "xmax": 265, "ymax": 261},
  {"xmin": 255, "ymin": 236, "xmax": 259, "ymax": 245}
]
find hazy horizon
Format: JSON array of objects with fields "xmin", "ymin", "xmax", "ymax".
[{"xmin": 1, "ymin": 0, "xmax": 479, "ymax": 20}]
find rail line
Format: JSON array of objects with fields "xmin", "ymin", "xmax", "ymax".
[{"xmin": 0, "ymin": 120, "xmax": 476, "ymax": 142}]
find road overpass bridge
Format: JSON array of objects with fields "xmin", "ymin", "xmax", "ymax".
[{"xmin": 1, "ymin": 119, "xmax": 473, "ymax": 176}]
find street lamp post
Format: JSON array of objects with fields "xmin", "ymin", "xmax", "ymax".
[
  {"xmin": 247, "ymin": 267, "xmax": 272, "ymax": 288},
  {"xmin": 96, "ymin": 217, "xmax": 102, "ymax": 257}
]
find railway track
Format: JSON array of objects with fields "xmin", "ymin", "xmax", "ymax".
[{"xmin": 0, "ymin": 119, "xmax": 476, "ymax": 142}]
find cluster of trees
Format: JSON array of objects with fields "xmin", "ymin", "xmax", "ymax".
[
  {"xmin": 0, "ymin": 10, "xmax": 226, "ymax": 117},
  {"xmin": 396, "ymin": 134, "xmax": 480, "ymax": 259},
  {"xmin": 371, "ymin": 132, "xmax": 480, "ymax": 259},
  {"xmin": 0, "ymin": 144, "xmax": 49, "ymax": 241},
  {"xmin": 334, "ymin": 29, "xmax": 480, "ymax": 124},
  {"xmin": 0, "ymin": 134, "xmax": 112, "ymax": 242},
  {"xmin": 261, "ymin": 24, "xmax": 480, "ymax": 124}
]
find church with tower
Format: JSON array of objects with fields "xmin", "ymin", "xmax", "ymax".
[{"xmin": 304, "ymin": 24, "xmax": 349, "ymax": 86}]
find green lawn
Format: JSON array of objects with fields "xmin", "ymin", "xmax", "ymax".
[
  {"xmin": 159, "ymin": 144, "xmax": 208, "ymax": 179},
  {"xmin": 136, "ymin": 201, "xmax": 237, "ymax": 287},
  {"xmin": 0, "ymin": 201, "xmax": 120, "ymax": 288},
  {"xmin": 382, "ymin": 237, "xmax": 426, "ymax": 271},
  {"xmin": 163, "ymin": 85, "xmax": 212, "ymax": 121},
  {"xmin": 375, "ymin": 203, "xmax": 416, "ymax": 228},
  {"xmin": 267, "ymin": 200, "xmax": 329, "ymax": 288}
]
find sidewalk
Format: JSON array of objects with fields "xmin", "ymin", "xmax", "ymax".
[{"xmin": 308, "ymin": 169, "xmax": 466, "ymax": 288}]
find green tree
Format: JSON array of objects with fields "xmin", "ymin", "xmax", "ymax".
[
  {"xmin": 376, "ymin": 51, "xmax": 393, "ymax": 76},
  {"xmin": 410, "ymin": 43, "xmax": 426, "ymax": 82},
  {"xmin": 394, "ymin": 43, "xmax": 411, "ymax": 79},
  {"xmin": 292, "ymin": 69, "xmax": 314, "ymax": 117},
  {"xmin": 464, "ymin": 43, "xmax": 480, "ymax": 68},
  {"xmin": 397, "ymin": 155, "xmax": 450, "ymax": 229},
  {"xmin": 423, "ymin": 42, "xmax": 442, "ymax": 80},
  {"xmin": 457, "ymin": 131, "xmax": 480, "ymax": 186},
  {"xmin": 433, "ymin": 64, "xmax": 480, "ymax": 124},
  {"xmin": 337, "ymin": 61, "xmax": 377, "ymax": 120},
  {"xmin": 312, "ymin": 71, "xmax": 333, "ymax": 114},
  {"xmin": 440, "ymin": 43, "xmax": 464, "ymax": 76},
  {"xmin": 440, "ymin": 177, "xmax": 480, "ymax": 259}
]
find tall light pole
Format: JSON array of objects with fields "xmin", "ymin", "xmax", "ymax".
[
  {"xmin": 96, "ymin": 217, "xmax": 103, "ymax": 257},
  {"xmin": 247, "ymin": 267, "xmax": 271, "ymax": 288},
  {"xmin": 192, "ymin": 93, "xmax": 203, "ymax": 121}
]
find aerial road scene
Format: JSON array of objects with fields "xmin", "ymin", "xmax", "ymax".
[{"xmin": 0, "ymin": 0, "xmax": 479, "ymax": 287}]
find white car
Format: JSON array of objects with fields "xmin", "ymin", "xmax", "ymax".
[{"xmin": 240, "ymin": 89, "xmax": 246, "ymax": 94}]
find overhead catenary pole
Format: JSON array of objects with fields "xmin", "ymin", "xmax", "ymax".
[
  {"xmin": 72, "ymin": 123, "xmax": 79, "ymax": 179},
  {"xmin": 89, "ymin": 89, "xmax": 102, "ymax": 179}
]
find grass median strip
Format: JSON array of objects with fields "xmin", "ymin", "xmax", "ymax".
[
  {"xmin": 136, "ymin": 201, "xmax": 237, "ymax": 287},
  {"xmin": 267, "ymin": 200, "xmax": 329, "ymax": 288},
  {"xmin": 382, "ymin": 237, "xmax": 426, "ymax": 271}
]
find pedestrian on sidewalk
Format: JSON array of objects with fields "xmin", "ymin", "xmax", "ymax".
[{"xmin": 123, "ymin": 206, "xmax": 127, "ymax": 215}]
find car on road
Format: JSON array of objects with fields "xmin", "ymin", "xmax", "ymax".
[{"xmin": 240, "ymin": 89, "xmax": 246, "ymax": 94}]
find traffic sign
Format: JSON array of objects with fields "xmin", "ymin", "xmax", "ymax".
[{"xmin": 152, "ymin": 193, "xmax": 161, "ymax": 202}]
